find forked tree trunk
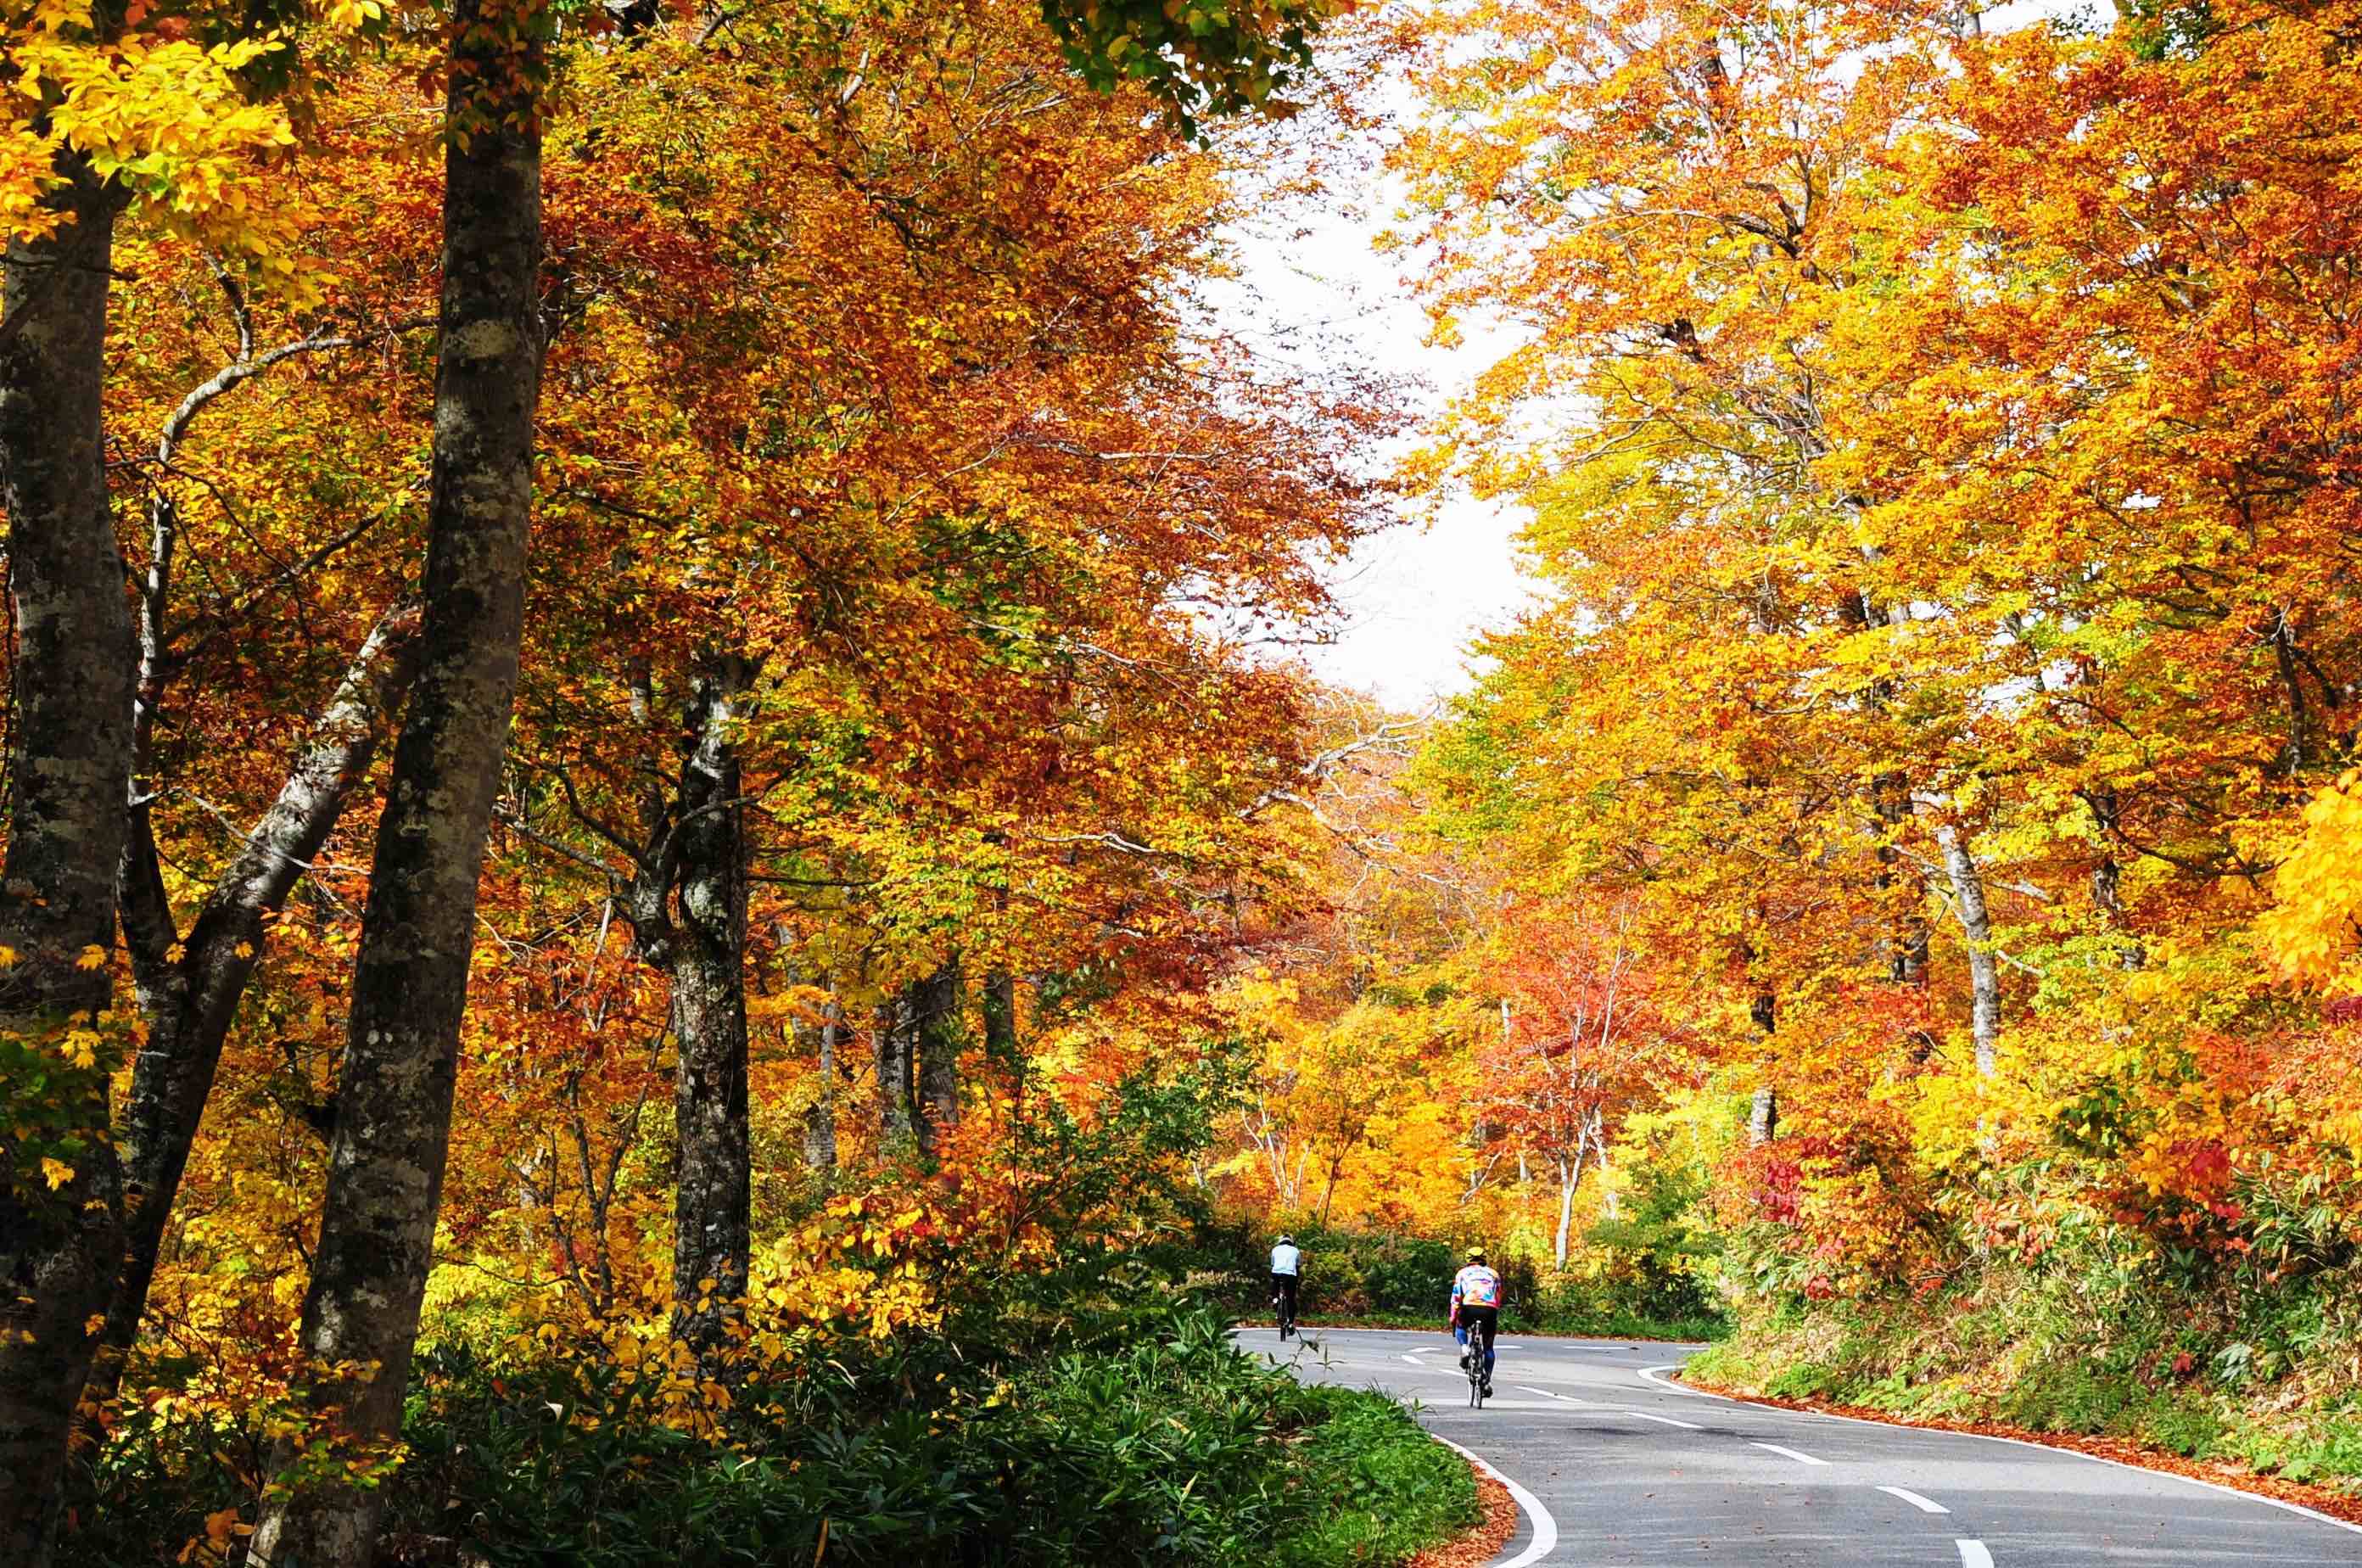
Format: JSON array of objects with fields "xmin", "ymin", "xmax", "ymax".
[
  {"xmin": 85, "ymin": 608, "xmax": 421, "ymax": 1415},
  {"xmin": 246, "ymin": 22, "xmax": 544, "ymax": 1560},
  {"xmin": 0, "ymin": 151, "xmax": 136, "ymax": 1568},
  {"xmin": 670, "ymin": 658, "xmax": 753, "ymax": 1347}
]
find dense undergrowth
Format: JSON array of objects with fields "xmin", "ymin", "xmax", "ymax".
[
  {"xmin": 70, "ymin": 1284, "xmax": 1474, "ymax": 1566},
  {"xmin": 1694, "ymin": 1250, "xmax": 2362, "ymax": 1493}
]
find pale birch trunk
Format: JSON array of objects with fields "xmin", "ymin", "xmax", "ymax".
[{"xmin": 1934, "ymin": 822, "xmax": 2001, "ymax": 1077}]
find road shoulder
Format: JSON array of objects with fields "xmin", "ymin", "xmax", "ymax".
[{"xmin": 1672, "ymin": 1364, "xmax": 2362, "ymax": 1532}]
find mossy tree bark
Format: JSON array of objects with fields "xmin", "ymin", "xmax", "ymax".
[
  {"xmin": 245, "ymin": 14, "xmax": 545, "ymax": 1558},
  {"xmin": 668, "ymin": 656, "xmax": 753, "ymax": 1350},
  {"xmin": 0, "ymin": 150, "xmax": 134, "ymax": 1568}
]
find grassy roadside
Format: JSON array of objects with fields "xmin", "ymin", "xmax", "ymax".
[
  {"xmin": 1689, "ymin": 1274, "xmax": 2362, "ymax": 1504},
  {"xmin": 1280, "ymin": 1386, "xmax": 1482, "ymax": 1565}
]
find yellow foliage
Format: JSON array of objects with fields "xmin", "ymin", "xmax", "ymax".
[{"xmin": 2261, "ymin": 769, "xmax": 2362, "ymax": 986}]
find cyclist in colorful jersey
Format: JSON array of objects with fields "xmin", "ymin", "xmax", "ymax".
[{"xmin": 1449, "ymin": 1246, "xmax": 1501, "ymax": 1395}]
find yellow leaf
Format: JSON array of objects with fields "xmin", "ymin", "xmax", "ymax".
[
  {"xmin": 76, "ymin": 944, "xmax": 107, "ymax": 970},
  {"xmin": 41, "ymin": 1157, "xmax": 75, "ymax": 1190}
]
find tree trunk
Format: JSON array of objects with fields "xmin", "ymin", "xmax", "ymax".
[
  {"xmin": 2085, "ymin": 787, "xmax": 2146, "ymax": 970},
  {"xmin": 1873, "ymin": 772, "xmax": 1928, "ymax": 985},
  {"xmin": 245, "ymin": 23, "xmax": 543, "ymax": 1560},
  {"xmin": 802, "ymin": 995, "xmax": 841, "ymax": 1171},
  {"xmin": 875, "ymin": 994, "xmax": 915, "ymax": 1145},
  {"xmin": 1553, "ymin": 1142, "xmax": 1587, "ymax": 1268},
  {"xmin": 913, "ymin": 959, "xmax": 960, "ymax": 1156},
  {"xmin": 1747, "ymin": 983, "xmax": 1777, "ymax": 1145},
  {"xmin": 1934, "ymin": 822, "xmax": 2001, "ymax": 1077},
  {"xmin": 670, "ymin": 657, "xmax": 753, "ymax": 1347},
  {"xmin": 1594, "ymin": 1111, "xmax": 1619, "ymax": 1221},
  {"xmin": 84, "ymin": 608, "xmax": 421, "ymax": 1416},
  {"xmin": 0, "ymin": 150, "xmax": 135, "ymax": 1568},
  {"xmin": 981, "ymin": 968, "xmax": 1018, "ymax": 1063}
]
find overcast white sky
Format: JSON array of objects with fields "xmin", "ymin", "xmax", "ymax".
[
  {"xmin": 1214, "ymin": 198, "xmax": 1534, "ymax": 710},
  {"xmin": 1212, "ymin": 0, "xmax": 2089, "ymax": 713}
]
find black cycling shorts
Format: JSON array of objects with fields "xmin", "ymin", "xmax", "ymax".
[
  {"xmin": 1458, "ymin": 1304, "xmax": 1498, "ymax": 1347},
  {"xmin": 1271, "ymin": 1273, "xmax": 1300, "ymax": 1312}
]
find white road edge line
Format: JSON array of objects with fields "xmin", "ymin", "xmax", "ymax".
[
  {"xmin": 1435, "ymin": 1436, "xmax": 1560, "ymax": 1568},
  {"xmin": 1752, "ymin": 1442, "xmax": 1832, "ymax": 1466},
  {"xmin": 1401, "ymin": 1353, "xmax": 1426, "ymax": 1367},
  {"xmin": 1956, "ymin": 1540, "xmax": 1994, "ymax": 1568},
  {"xmin": 1641, "ymin": 1364, "xmax": 2362, "ymax": 1537},
  {"xmin": 1638, "ymin": 1364, "xmax": 1735, "ymax": 1401},
  {"xmin": 1878, "ymin": 1485, "xmax": 1951, "ymax": 1515}
]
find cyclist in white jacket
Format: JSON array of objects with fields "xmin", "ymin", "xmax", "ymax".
[{"xmin": 1269, "ymin": 1234, "xmax": 1301, "ymax": 1335}]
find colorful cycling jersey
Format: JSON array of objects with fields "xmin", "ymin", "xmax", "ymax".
[{"xmin": 1451, "ymin": 1263, "xmax": 1501, "ymax": 1311}]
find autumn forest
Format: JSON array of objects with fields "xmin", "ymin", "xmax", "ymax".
[{"xmin": 6, "ymin": 0, "xmax": 2362, "ymax": 1562}]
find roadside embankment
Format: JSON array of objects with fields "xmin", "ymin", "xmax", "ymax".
[{"xmin": 1688, "ymin": 1278, "xmax": 2362, "ymax": 1526}]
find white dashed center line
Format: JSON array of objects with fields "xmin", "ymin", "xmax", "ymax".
[
  {"xmin": 1625, "ymin": 1410, "xmax": 1704, "ymax": 1430},
  {"xmin": 1877, "ymin": 1485, "xmax": 1951, "ymax": 1515},
  {"xmin": 1956, "ymin": 1540, "xmax": 1995, "ymax": 1568},
  {"xmin": 1751, "ymin": 1442, "xmax": 1832, "ymax": 1466},
  {"xmin": 1518, "ymin": 1386, "xmax": 1704, "ymax": 1429}
]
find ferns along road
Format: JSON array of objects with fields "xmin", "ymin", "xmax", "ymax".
[{"xmin": 1247, "ymin": 1327, "xmax": 2362, "ymax": 1566}]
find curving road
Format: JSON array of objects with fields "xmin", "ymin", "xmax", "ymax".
[{"xmin": 1244, "ymin": 1325, "xmax": 2362, "ymax": 1565}]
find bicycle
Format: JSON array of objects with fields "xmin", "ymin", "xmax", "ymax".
[
  {"xmin": 1456, "ymin": 1311, "xmax": 1497, "ymax": 1408},
  {"xmin": 1272, "ymin": 1280, "xmax": 1298, "ymax": 1341}
]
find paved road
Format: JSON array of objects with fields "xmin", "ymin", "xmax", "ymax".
[{"xmin": 1243, "ymin": 1325, "xmax": 2362, "ymax": 1566}]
